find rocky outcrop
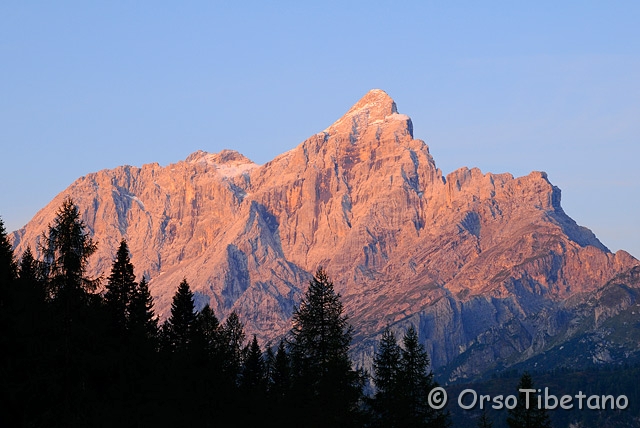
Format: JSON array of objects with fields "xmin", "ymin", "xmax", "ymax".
[{"xmin": 11, "ymin": 89, "xmax": 640, "ymax": 380}]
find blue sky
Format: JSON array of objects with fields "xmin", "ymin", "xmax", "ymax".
[{"xmin": 1, "ymin": 2, "xmax": 639, "ymax": 257}]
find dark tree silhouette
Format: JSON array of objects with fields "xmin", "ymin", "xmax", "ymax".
[
  {"xmin": 397, "ymin": 325, "xmax": 451, "ymax": 427},
  {"xmin": 220, "ymin": 311, "xmax": 245, "ymax": 382},
  {"xmin": 18, "ymin": 246, "xmax": 43, "ymax": 294},
  {"xmin": 289, "ymin": 267, "xmax": 364, "ymax": 427},
  {"xmin": 506, "ymin": 372, "xmax": 552, "ymax": 428},
  {"xmin": 269, "ymin": 339, "xmax": 291, "ymax": 398},
  {"xmin": 241, "ymin": 335, "xmax": 266, "ymax": 392},
  {"xmin": 128, "ymin": 275, "xmax": 158, "ymax": 345},
  {"xmin": 0, "ymin": 216, "xmax": 17, "ymax": 424},
  {"xmin": 41, "ymin": 198, "xmax": 98, "ymax": 309},
  {"xmin": 163, "ymin": 278, "xmax": 196, "ymax": 352},
  {"xmin": 105, "ymin": 239, "xmax": 137, "ymax": 332},
  {"xmin": 193, "ymin": 304, "xmax": 220, "ymax": 358},
  {"xmin": 0, "ymin": 217, "xmax": 16, "ymax": 300},
  {"xmin": 239, "ymin": 335, "xmax": 268, "ymax": 424},
  {"xmin": 372, "ymin": 326, "xmax": 403, "ymax": 427}
]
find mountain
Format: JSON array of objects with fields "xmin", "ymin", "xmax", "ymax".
[{"xmin": 11, "ymin": 89, "xmax": 640, "ymax": 381}]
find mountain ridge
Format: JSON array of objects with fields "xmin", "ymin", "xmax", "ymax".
[{"xmin": 11, "ymin": 89, "xmax": 639, "ymax": 381}]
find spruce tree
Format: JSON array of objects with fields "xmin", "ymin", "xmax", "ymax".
[
  {"xmin": 0, "ymin": 216, "xmax": 17, "ymax": 302},
  {"xmin": 0, "ymin": 216, "xmax": 17, "ymax": 425},
  {"xmin": 372, "ymin": 326, "xmax": 403, "ymax": 427},
  {"xmin": 38, "ymin": 198, "xmax": 102, "ymax": 424},
  {"xmin": 397, "ymin": 325, "xmax": 451, "ymax": 427},
  {"xmin": 128, "ymin": 276, "xmax": 158, "ymax": 345},
  {"xmin": 506, "ymin": 372, "xmax": 551, "ymax": 428},
  {"xmin": 241, "ymin": 335, "xmax": 266, "ymax": 393},
  {"xmin": 239, "ymin": 335, "xmax": 267, "ymax": 424},
  {"xmin": 163, "ymin": 278, "xmax": 196, "ymax": 351},
  {"xmin": 41, "ymin": 198, "xmax": 98, "ymax": 308},
  {"xmin": 265, "ymin": 339, "xmax": 292, "ymax": 426},
  {"xmin": 220, "ymin": 311, "xmax": 245, "ymax": 381},
  {"xmin": 18, "ymin": 247, "xmax": 42, "ymax": 293},
  {"xmin": 193, "ymin": 304, "xmax": 220, "ymax": 358},
  {"xmin": 105, "ymin": 239, "xmax": 137, "ymax": 332},
  {"xmin": 0, "ymin": 216, "xmax": 16, "ymax": 315},
  {"xmin": 289, "ymin": 267, "xmax": 363, "ymax": 426},
  {"xmin": 270, "ymin": 339, "xmax": 291, "ymax": 398}
]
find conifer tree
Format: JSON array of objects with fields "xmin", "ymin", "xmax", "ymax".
[
  {"xmin": 41, "ymin": 198, "xmax": 98, "ymax": 307},
  {"xmin": 289, "ymin": 267, "xmax": 363, "ymax": 426},
  {"xmin": 241, "ymin": 335, "xmax": 266, "ymax": 393},
  {"xmin": 239, "ymin": 335, "xmax": 267, "ymax": 424},
  {"xmin": 15, "ymin": 246, "xmax": 47, "ymax": 324},
  {"xmin": 372, "ymin": 326, "xmax": 403, "ymax": 427},
  {"xmin": 262, "ymin": 339, "xmax": 291, "ymax": 425},
  {"xmin": 163, "ymin": 278, "xmax": 196, "ymax": 351},
  {"xmin": 128, "ymin": 276, "xmax": 158, "ymax": 345},
  {"xmin": 506, "ymin": 372, "xmax": 551, "ymax": 428},
  {"xmin": 193, "ymin": 304, "xmax": 220, "ymax": 358},
  {"xmin": 0, "ymin": 216, "xmax": 16, "ymax": 314},
  {"xmin": 269, "ymin": 339, "xmax": 291, "ymax": 397},
  {"xmin": 38, "ymin": 198, "xmax": 102, "ymax": 424},
  {"xmin": 220, "ymin": 311, "xmax": 245, "ymax": 381},
  {"xmin": 0, "ymin": 216, "xmax": 17, "ymax": 424},
  {"xmin": 0, "ymin": 217, "xmax": 17, "ymax": 300},
  {"xmin": 105, "ymin": 239, "xmax": 137, "ymax": 332},
  {"xmin": 397, "ymin": 325, "xmax": 451, "ymax": 427},
  {"xmin": 18, "ymin": 247, "xmax": 41, "ymax": 289}
]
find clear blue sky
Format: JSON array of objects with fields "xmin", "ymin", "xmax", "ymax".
[{"xmin": 1, "ymin": 2, "xmax": 639, "ymax": 257}]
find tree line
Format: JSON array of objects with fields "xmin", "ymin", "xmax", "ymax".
[{"xmin": 1, "ymin": 198, "xmax": 554, "ymax": 427}]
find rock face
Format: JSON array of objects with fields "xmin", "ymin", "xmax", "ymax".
[{"xmin": 11, "ymin": 89, "xmax": 640, "ymax": 381}]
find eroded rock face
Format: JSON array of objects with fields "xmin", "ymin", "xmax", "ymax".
[{"xmin": 11, "ymin": 89, "xmax": 639, "ymax": 380}]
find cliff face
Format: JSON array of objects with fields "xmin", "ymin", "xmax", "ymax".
[{"xmin": 12, "ymin": 89, "xmax": 639, "ymax": 380}]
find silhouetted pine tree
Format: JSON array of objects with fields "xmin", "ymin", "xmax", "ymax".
[
  {"xmin": 397, "ymin": 325, "xmax": 451, "ymax": 427},
  {"xmin": 17, "ymin": 246, "xmax": 45, "ymax": 301},
  {"xmin": 268, "ymin": 339, "xmax": 291, "ymax": 398},
  {"xmin": 0, "ymin": 216, "xmax": 16, "ymax": 306},
  {"xmin": 0, "ymin": 216, "xmax": 17, "ymax": 424},
  {"xmin": 104, "ymin": 239, "xmax": 136, "ymax": 333},
  {"xmin": 240, "ymin": 335, "xmax": 267, "ymax": 423},
  {"xmin": 190, "ymin": 304, "xmax": 225, "ymax": 420},
  {"xmin": 157, "ymin": 279, "xmax": 200, "ymax": 425},
  {"xmin": 41, "ymin": 198, "xmax": 98, "ymax": 308},
  {"xmin": 506, "ymin": 372, "xmax": 551, "ymax": 428},
  {"xmin": 220, "ymin": 311, "xmax": 245, "ymax": 383},
  {"xmin": 265, "ymin": 338, "xmax": 292, "ymax": 426},
  {"xmin": 372, "ymin": 326, "xmax": 403, "ymax": 427},
  {"xmin": 193, "ymin": 304, "xmax": 220, "ymax": 359},
  {"xmin": 37, "ymin": 198, "xmax": 105, "ymax": 425},
  {"xmin": 289, "ymin": 267, "xmax": 364, "ymax": 427},
  {"xmin": 241, "ymin": 335, "xmax": 266, "ymax": 393},
  {"xmin": 128, "ymin": 276, "xmax": 158, "ymax": 346},
  {"xmin": 163, "ymin": 278, "xmax": 196, "ymax": 352},
  {"xmin": 10, "ymin": 246, "xmax": 58, "ymax": 427}
]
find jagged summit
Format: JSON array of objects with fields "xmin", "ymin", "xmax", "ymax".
[
  {"xmin": 324, "ymin": 89, "xmax": 413, "ymax": 138},
  {"xmin": 185, "ymin": 149, "xmax": 258, "ymax": 177},
  {"xmin": 344, "ymin": 88, "xmax": 397, "ymax": 119},
  {"xmin": 185, "ymin": 149, "xmax": 254, "ymax": 165}
]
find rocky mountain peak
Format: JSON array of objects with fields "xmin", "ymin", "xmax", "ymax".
[
  {"xmin": 185, "ymin": 149, "xmax": 258, "ymax": 177},
  {"xmin": 324, "ymin": 89, "xmax": 412, "ymax": 138},
  {"xmin": 344, "ymin": 88, "xmax": 397, "ymax": 119}
]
